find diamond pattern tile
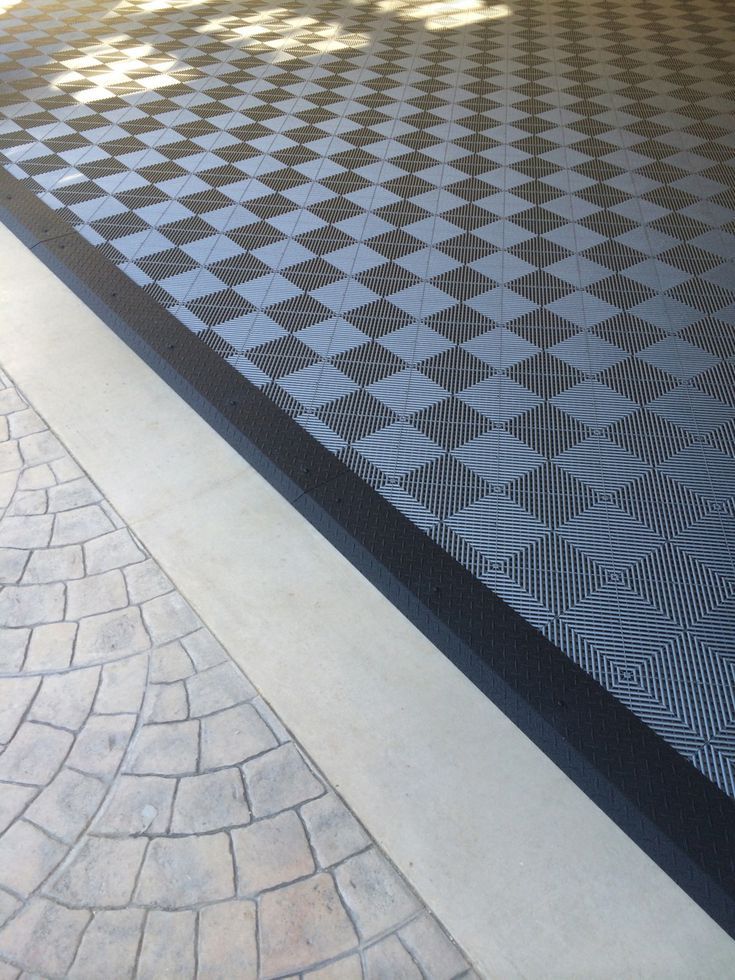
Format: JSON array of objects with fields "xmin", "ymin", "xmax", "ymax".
[{"xmin": 1, "ymin": 0, "xmax": 734, "ymax": 797}]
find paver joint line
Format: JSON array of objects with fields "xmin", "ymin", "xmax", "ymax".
[{"xmin": 0, "ymin": 370, "xmax": 475, "ymax": 978}]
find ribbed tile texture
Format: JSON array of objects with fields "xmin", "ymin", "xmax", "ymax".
[{"xmin": 1, "ymin": 0, "xmax": 734, "ymax": 794}]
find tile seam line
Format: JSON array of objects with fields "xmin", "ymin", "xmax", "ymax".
[{"xmin": 0, "ymin": 175, "xmax": 734, "ymax": 940}]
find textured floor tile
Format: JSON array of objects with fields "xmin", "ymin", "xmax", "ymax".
[
  {"xmin": 0, "ymin": 899, "xmax": 90, "ymax": 977},
  {"xmin": 304, "ymin": 955, "xmax": 364, "ymax": 979},
  {"xmin": 51, "ymin": 459, "xmax": 83, "ymax": 484},
  {"xmin": 0, "ymin": 893, "xmax": 20, "ymax": 932},
  {"xmin": 170, "ymin": 769, "xmax": 250, "ymax": 834},
  {"xmin": 334, "ymin": 849, "xmax": 421, "ymax": 940},
  {"xmin": 18, "ymin": 465, "xmax": 53, "ymax": 491},
  {"xmin": 259, "ymin": 874, "xmax": 358, "ymax": 976},
  {"xmin": 0, "ymin": 549, "xmax": 26, "ymax": 586},
  {"xmin": 182, "ymin": 629, "xmax": 229, "ymax": 670},
  {"xmin": 0, "ymin": 629, "xmax": 28, "ymax": 672},
  {"xmin": 364, "ymin": 935, "xmax": 422, "ymax": 979},
  {"xmin": 94, "ymin": 654, "xmax": 147, "ymax": 714},
  {"xmin": 233, "ymin": 811, "xmax": 313, "ymax": 895},
  {"xmin": 19, "ymin": 433, "xmax": 64, "ymax": 467},
  {"xmin": 47, "ymin": 478, "xmax": 101, "ymax": 514},
  {"xmin": 0, "ymin": 379, "xmax": 469, "ymax": 975},
  {"xmin": 137, "ymin": 909, "xmax": 195, "ymax": 980},
  {"xmin": 0, "ymin": 390, "xmax": 26, "ymax": 415},
  {"xmin": 28, "ymin": 668, "xmax": 98, "ymax": 731},
  {"xmin": 52, "ymin": 506, "xmax": 113, "ymax": 547},
  {"xmin": 149, "ymin": 641, "xmax": 194, "ymax": 683},
  {"xmin": 142, "ymin": 681, "xmax": 187, "ymax": 723},
  {"xmin": 24, "ymin": 622, "xmax": 75, "ymax": 671},
  {"xmin": 0, "ymin": 517, "xmax": 52, "ymax": 550},
  {"xmin": 24, "ymin": 768, "xmax": 106, "ymax": 844},
  {"xmin": 67, "ymin": 908, "xmax": 144, "ymax": 980},
  {"xmin": 124, "ymin": 720, "xmax": 199, "ymax": 776},
  {"xmin": 66, "ymin": 570, "xmax": 127, "ymax": 621},
  {"xmin": 200, "ymin": 703, "xmax": 277, "ymax": 769},
  {"xmin": 45, "ymin": 836, "xmax": 147, "ymax": 908},
  {"xmin": 66, "ymin": 714, "xmax": 136, "ymax": 779},
  {"xmin": 197, "ymin": 900, "xmax": 257, "ymax": 980},
  {"xmin": 84, "ymin": 529, "xmax": 145, "ymax": 574},
  {"xmin": 0, "ymin": 820, "xmax": 66, "ymax": 898},
  {"xmin": 186, "ymin": 661, "xmax": 256, "ymax": 716},
  {"xmin": 0, "ymin": 722, "xmax": 72, "ymax": 785},
  {"xmin": 135, "ymin": 834, "xmax": 235, "ymax": 907},
  {"xmin": 0, "ymin": 785, "xmax": 35, "ymax": 836},
  {"xmin": 399, "ymin": 913, "xmax": 470, "ymax": 980},
  {"xmin": 123, "ymin": 560, "xmax": 171, "ymax": 604},
  {"xmin": 251, "ymin": 697, "xmax": 290, "ymax": 744},
  {"xmin": 301, "ymin": 793, "xmax": 370, "ymax": 868},
  {"xmin": 0, "ymin": 677, "xmax": 38, "ymax": 743},
  {"xmin": 0, "ymin": 583, "xmax": 63, "ymax": 627},
  {"xmin": 243, "ymin": 743, "xmax": 324, "ymax": 817},
  {"xmin": 6, "ymin": 491, "xmax": 45, "ymax": 517},
  {"xmin": 73, "ymin": 607, "xmax": 149, "ymax": 665},
  {"xmin": 22, "ymin": 545, "xmax": 83, "ymax": 585},
  {"xmin": 140, "ymin": 593, "xmax": 201, "ymax": 645},
  {"xmin": 92, "ymin": 774, "xmax": 175, "ymax": 836}
]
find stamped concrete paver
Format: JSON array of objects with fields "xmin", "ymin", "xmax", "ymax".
[
  {"xmin": 233, "ymin": 811, "xmax": 314, "ymax": 895},
  {"xmin": 0, "ymin": 370, "xmax": 475, "ymax": 979},
  {"xmin": 171, "ymin": 769, "xmax": 251, "ymax": 834},
  {"xmin": 68, "ymin": 908, "xmax": 145, "ymax": 980},
  {"xmin": 259, "ymin": 875, "xmax": 358, "ymax": 976}
]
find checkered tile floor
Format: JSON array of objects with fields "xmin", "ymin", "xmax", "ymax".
[{"xmin": 1, "ymin": 0, "xmax": 734, "ymax": 795}]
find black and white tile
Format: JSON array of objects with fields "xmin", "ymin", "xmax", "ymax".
[{"xmin": 1, "ymin": 0, "xmax": 734, "ymax": 794}]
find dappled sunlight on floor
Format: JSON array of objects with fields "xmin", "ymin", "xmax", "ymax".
[{"xmin": 378, "ymin": 0, "xmax": 511, "ymax": 31}]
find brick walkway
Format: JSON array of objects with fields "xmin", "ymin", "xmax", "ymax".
[{"xmin": 0, "ymin": 368, "xmax": 475, "ymax": 979}]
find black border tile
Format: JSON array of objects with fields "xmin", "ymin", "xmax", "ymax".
[{"xmin": 1, "ymin": 168, "xmax": 734, "ymax": 937}]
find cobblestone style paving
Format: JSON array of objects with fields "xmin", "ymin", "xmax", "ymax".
[{"xmin": 0, "ymin": 368, "xmax": 475, "ymax": 980}]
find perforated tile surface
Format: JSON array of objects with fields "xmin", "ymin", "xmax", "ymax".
[{"xmin": 1, "ymin": 0, "xmax": 734, "ymax": 797}]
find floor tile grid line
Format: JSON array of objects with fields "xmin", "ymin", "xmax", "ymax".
[
  {"xmin": 60, "ymin": 0, "xmax": 354, "ymax": 200},
  {"xmin": 56, "ymin": 37, "xmax": 237, "ymax": 246},
  {"xmin": 571, "ymin": 0, "xmax": 735, "ymax": 660},
  {"xmin": 538, "ymin": 0, "xmax": 662, "ymax": 677},
  {"xmin": 218, "ymin": 44, "xmax": 371, "ymax": 372},
  {"xmin": 228, "ymin": 10, "xmax": 433, "ymax": 394},
  {"xmin": 536, "ymin": 0, "xmax": 735, "ymax": 748},
  {"xmin": 453, "ymin": 0, "xmax": 510, "ymax": 513},
  {"xmin": 159, "ymin": 12, "xmax": 371, "ymax": 315},
  {"xmin": 382, "ymin": 15, "xmax": 475, "ymax": 445},
  {"xmin": 72, "ymin": 0, "xmax": 359, "ymax": 259},
  {"xmin": 229, "ymin": 3, "xmax": 421, "ymax": 393},
  {"xmin": 285, "ymin": 71, "xmax": 426, "ymax": 421},
  {"xmin": 70, "ymin": 21, "xmax": 285, "ymax": 266},
  {"xmin": 397, "ymin": 27, "xmax": 478, "ymax": 480},
  {"xmin": 577, "ymin": 0, "xmax": 722, "ymax": 334},
  {"xmin": 449, "ymin": 2, "xmax": 559, "ymax": 610},
  {"xmin": 492, "ymin": 0, "xmax": 525, "ymax": 501},
  {"xmin": 1, "ymin": 9, "xmax": 254, "ymax": 233},
  {"xmin": 0, "ymin": 4, "xmax": 214, "ymax": 178},
  {"xmin": 220, "ymin": 3, "xmax": 409, "ymax": 322}
]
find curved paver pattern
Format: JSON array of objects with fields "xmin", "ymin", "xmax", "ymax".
[{"xmin": 0, "ymin": 368, "xmax": 476, "ymax": 979}]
